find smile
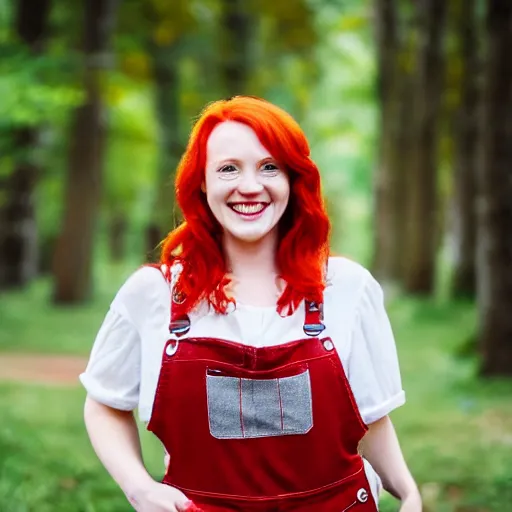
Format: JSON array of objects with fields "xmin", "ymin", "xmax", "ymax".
[{"xmin": 229, "ymin": 202, "xmax": 268, "ymax": 216}]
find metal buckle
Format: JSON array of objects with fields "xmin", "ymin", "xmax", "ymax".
[
  {"xmin": 169, "ymin": 315, "xmax": 191, "ymax": 336},
  {"xmin": 165, "ymin": 340, "xmax": 179, "ymax": 356},
  {"xmin": 303, "ymin": 323, "xmax": 326, "ymax": 337},
  {"xmin": 306, "ymin": 301, "xmax": 324, "ymax": 319},
  {"xmin": 308, "ymin": 301, "xmax": 320, "ymax": 312}
]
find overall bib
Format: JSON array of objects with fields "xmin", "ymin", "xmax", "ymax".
[{"xmin": 147, "ymin": 280, "xmax": 379, "ymax": 512}]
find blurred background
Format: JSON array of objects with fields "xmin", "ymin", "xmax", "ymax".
[{"xmin": 0, "ymin": 0, "xmax": 511, "ymax": 510}]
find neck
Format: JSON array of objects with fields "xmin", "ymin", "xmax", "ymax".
[{"xmin": 223, "ymin": 231, "xmax": 279, "ymax": 279}]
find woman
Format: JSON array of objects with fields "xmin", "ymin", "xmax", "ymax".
[{"xmin": 81, "ymin": 96, "xmax": 421, "ymax": 511}]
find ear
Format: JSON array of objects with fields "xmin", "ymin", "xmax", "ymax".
[{"xmin": 201, "ymin": 181, "xmax": 206, "ymax": 193}]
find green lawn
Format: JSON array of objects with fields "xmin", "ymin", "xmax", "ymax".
[
  {"xmin": 0, "ymin": 382, "xmax": 167, "ymax": 512},
  {"xmin": 1, "ymin": 265, "xmax": 511, "ymax": 511},
  {"xmin": 0, "ymin": 262, "xmax": 136, "ymax": 354}
]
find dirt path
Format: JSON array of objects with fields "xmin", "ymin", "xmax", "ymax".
[{"xmin": 0, "ymin": 353, "xmax": 88, "ymax": 386}]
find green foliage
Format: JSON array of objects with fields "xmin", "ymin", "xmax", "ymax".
[
  {"xmin": 117, "ymin": 0, "xmax": 197, "ymax": 49},
  {"xmin": 0, "ymin": 47, "xmax": 82, "ymax": 129},
  {"xmin": 254, "ymin": 0, "xmax": 317, "ymax": 52},
  {"xmin": 103, "ymin": 75, "xmax": 158, "ymax": 221},
  {"xmin": 305, "ymin": 0, "xmax": 377, "ymax": 252},
  {"xmin": 149, "ymin": 0, "xmax": 197, "ymax": 46}
]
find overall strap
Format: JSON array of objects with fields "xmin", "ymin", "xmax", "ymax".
[
  {"xmin": 303, "ymin": 259, "xmax": 328, "ymax": 337},
  {"xmin": 165, "ymin": 262, "xmax": 191, "ymax": 337},
  {"xmin": 303, "ymin": 300, "xmax": 326, "ymax": 337}
]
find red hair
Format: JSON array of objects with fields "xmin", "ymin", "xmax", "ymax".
[{"xmin": 160, "ymin": 96, "xmax": 330, "ymax": 316}]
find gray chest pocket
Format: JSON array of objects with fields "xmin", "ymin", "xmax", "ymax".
[{"xmin": 206, "ymin": 368, "xmax": 313, "ymax": 439}]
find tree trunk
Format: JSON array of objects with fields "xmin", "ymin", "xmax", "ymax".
[
  {"xmin": 452, "ymin": 0, "xmax": 479, "ymax": 298},
  {"xmin": 38, "ymin": 234, "xmax": 57, "ymax": 275},
  {"xmin": 145, "ymin": 39, "xmax": 182, "ymax": 262},
  {"xmin": 0, "ymin": 0, "xmax": 51, "ymax": 289},
  {"xmin": 372, "ymin": 0, "xmax": 410, "ymax": 284},
  {"xmin": 403, "ymin": 0, "xmax": 446, "ymax": 294},
  {"xmin": 477, "ymin": 0, "xmax": 512, "ymax": 376},
  {"xmin": 220, "ymin": 0, "xmax": 252, "ymax": 96},
  {"xmin": 108, "ymin": 213, "xmax": 127, "ymax": 262},
  {"xmin": 373, "ymin": 1, "xmax": 419, "ymax": 284},
  {"xmin": 52, "ymin": 0, "xmax": 118, "ymax": 303},
  {"xmin": 392, "ymin": 70, "xmax": 417, "ymax": 280}
]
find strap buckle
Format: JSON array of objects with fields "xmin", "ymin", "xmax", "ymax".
[{"xmin": 303, "ymin": 300, "xmax": 325, "ymax": 337}]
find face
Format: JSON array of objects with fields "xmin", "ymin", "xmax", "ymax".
[{"xmin": 204, "ymin": 121, "xmax": 290, "ymax": 244}]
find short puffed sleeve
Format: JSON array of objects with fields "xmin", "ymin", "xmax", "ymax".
[
  {"xmin": 78, "ymin": 269, "xmax": 155, "ymax": 411},
  {"xmin": 79, "ymin": 307, "xmax": 140, "ymax": 410},
  {"xmin": 346, "ymin": 273, "xmax": 406, "ymax": 425}
]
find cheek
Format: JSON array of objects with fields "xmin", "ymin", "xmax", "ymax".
[
  {"xmin": 274, "ymin": 176, "xmax": 290, "ymax": 206},
  {"xmin": 205, "ymin": 176, "xmax": 232, "ymax": 210}
]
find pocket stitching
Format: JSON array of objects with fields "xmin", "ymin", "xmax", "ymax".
[{"xmin": 206, "ymin": 367, "xmax": 313, "ymax": 439}]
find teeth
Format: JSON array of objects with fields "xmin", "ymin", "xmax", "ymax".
[{"xmin": 231, "ymin": 203, "xmax": 265, "ymax": 214}]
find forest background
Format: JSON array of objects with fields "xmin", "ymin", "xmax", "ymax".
[{"xmin": 0, "ymin": 0, "xmax": 511, "ymax": 511}]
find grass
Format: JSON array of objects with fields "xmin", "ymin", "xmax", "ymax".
[
  {"xmin": 0, "ymin": 383, "xmax": 164, "ymax": 512},
  {"xmin": 379, "ymin": 298, "xmax": 512, "ymax": 511},
  {"xmin": 0, "ymin": 261, "xmax": 137, "ymax": 355},
  {"xmin": 1, "ymin": 263, "xmax": 512, "ymax": 511}
]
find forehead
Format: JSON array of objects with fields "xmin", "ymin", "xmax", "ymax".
[{"xmin": 206, "ymin": 121, "xmax": 272, "ymax": 162}]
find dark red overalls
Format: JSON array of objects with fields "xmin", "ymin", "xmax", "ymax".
[{"xmin": 147, "ymin": 278, "xmax": 379, "ymax": 512}]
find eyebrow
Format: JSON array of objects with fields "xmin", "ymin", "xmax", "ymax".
[
  {"xmin": 212, "ymin": 156, "xmax": 277, "ymax": 168},
  {"xmin": 213, "ymin": 158, "xmax": 243, "ymax": 167}
]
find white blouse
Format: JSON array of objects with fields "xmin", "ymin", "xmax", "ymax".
[{"xmin": 80, "ymin": 256, "xmax": 405, "ymax": 425}]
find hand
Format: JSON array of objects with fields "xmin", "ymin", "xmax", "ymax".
[
  {"xmin": 129, "ymin": 480, "xmax": 202, "ymax": 512},
  {"xmin": 399, "ymin": 491, "xmax": 422, "ymax": 512}
]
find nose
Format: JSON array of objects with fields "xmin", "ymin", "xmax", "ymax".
[{"xmin": 238, "ymin": 169, "xmax": 264, "ymax": 195}]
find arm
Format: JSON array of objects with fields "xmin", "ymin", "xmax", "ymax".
[
  {"xmin": 84, "ymin": 396, "xmax": 193, "ymax": 512},
  {"xmin": 360, "ymin": 415, "xmax": 421, "ymax": 509}
]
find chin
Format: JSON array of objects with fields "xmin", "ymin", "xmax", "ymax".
[
  {"xmin": 232, "ymin": 234, "xmax": 268, "ymax": 244},
  {"xmin": 227, "ymin": 228, "xmax": 274, "ymax": 244}
]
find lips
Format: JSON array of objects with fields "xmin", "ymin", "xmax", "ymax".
[{"xmin": 228, "ymin": 202, "xmax": 269, "ymax": 216}]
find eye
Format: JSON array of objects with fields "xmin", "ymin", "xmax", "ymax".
[
  {"xmin": 217, "ymin": 164, "xmax": 239, "ymax": 180},
  {"xmin": 218, "ymin": 164, "xmax": 237, "ymax": 174},
  {"xmin": 261, "ymin": 162, "xmax": 279, "ymax": 175}
]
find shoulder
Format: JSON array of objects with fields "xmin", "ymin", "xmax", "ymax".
[
  {"xmin": 327, "ymin": 256, "xmax": 372, "ymax": 297},
  {"xmin": 114, "ymin": 265, "xmax": 168, "ymax": 302},
  {"xmin": 111, "ymin": 265, "xmax": 170, "ymax": 324},
  {"xmin": 327, "ymin": 256, "xmax": 387, "ymax": 316},
  {"xmin": 323, "ymin": 257, "xmax": 375, "ymax": 332}
]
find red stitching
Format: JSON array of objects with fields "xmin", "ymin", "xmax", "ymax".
[
  {"xmin": 341, "ymin": 500, "xmax": 357, "ymax": 511},
  {"xmin": 277, "ymin": 378, "xmax": 284, "ymax": 432},
  {"xmin": 239, "ymin": 378, "xmax": 245, "ymax": 437}
]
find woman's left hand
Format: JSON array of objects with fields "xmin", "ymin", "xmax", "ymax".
[{"xmin": 399, "ymin": 491, "xmax": 422, "ymax": 512}]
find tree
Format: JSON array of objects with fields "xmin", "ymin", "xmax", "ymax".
[
  {"xmin": 220, "ymin": 0, "xmax": 253, "ymax": 96},
  {"xmin": 253, "ymin": 0, "xmax": 318, "ymax": 118},
  {"xmin": 0, "ymin": 0, "xmax": 52, "ymax": 289},
  {"xmin": 372, "ymin": 0, "xmax": 401, "ymax": 283},
  {"xmin": 451, "ymin": 0, "xmax": 479, "ymax": 298},
  {"xmin": 402, "ymin": 0, "xmax": 446, "ymax": 293},
  {"xmin": 477, "ymin": 0, "xmax": 512, "ymax": 376},
  {"xmin": 52, "ymin": 0, "xmax": 118, "ymax": 303},
  {"xmin": 145, "ymin": 36, "xmax": 182, "ymax": 259},
  {"xmin": 142, "ymin": 0, "xmax": 194, "ymax": 260}
]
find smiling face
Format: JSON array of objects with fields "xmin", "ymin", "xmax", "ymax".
[{"xmin": 204, "ymin": 121, "xmax": 290, "ymax": 245}]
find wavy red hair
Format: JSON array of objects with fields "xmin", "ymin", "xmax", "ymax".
[{"xmin": 160, "ymin": 96, "xmax": 330, "ymax": 316}]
